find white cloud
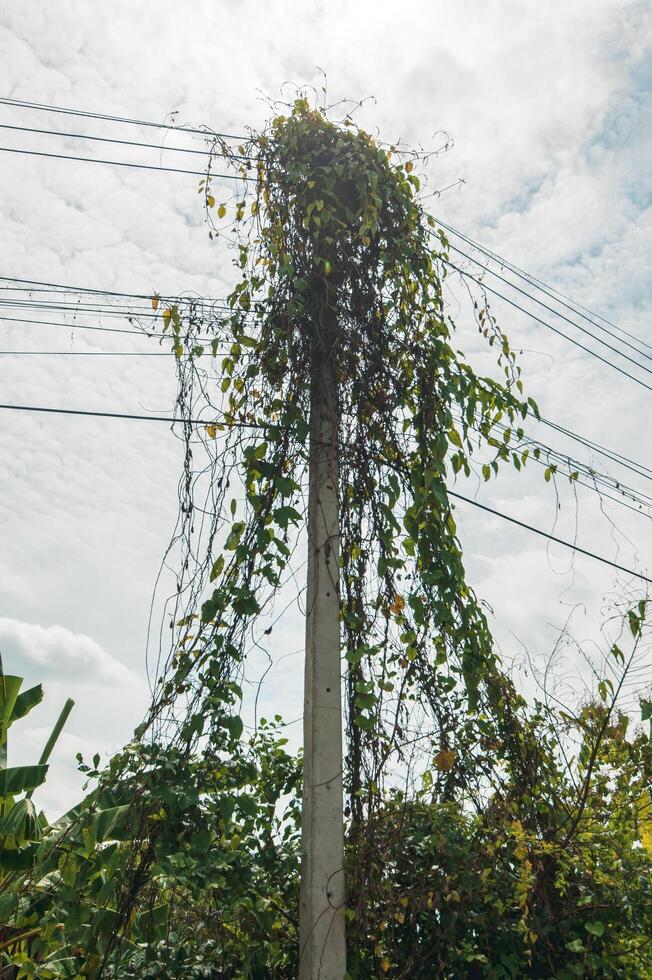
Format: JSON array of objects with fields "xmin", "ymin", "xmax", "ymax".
[{"xmin": 0, "ymin": 618, "xmax": 147, "ymax": 816}]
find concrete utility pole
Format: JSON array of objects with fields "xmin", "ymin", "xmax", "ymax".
[{"xmin": 299, "ymin": 289, "xmax": 347, "ymax": 978}]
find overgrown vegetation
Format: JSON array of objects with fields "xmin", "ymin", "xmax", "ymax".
[{"xmin": 1, "ymin": 97, "xmax": 651, "ymax": 978}]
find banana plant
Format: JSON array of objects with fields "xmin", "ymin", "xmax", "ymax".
[
  {"xmin": 0, "ymin": 662, "xmax": 74, "ymax": 862},
  {"xmin": 0, "ymin": 658, "xmax": 74, "ymax": 969}
]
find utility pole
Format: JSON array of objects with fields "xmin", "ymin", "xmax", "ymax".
[{"xmin": 299, "ymin": 282, "xmax": 347, "ymax": 978}]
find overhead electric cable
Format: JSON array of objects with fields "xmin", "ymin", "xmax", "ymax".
[
  {"xmin": 0, "ymin": 122, "xmax": 251, "ymax": 160},
  {"xmin": 448, "ymin": 489, "xmax": 652, "ymax": 585},
  {"xmin": 0, "ymin": 274, "xmax": 252, "ymax": 308},
  {"xmin": 0, "ymin": 312, "xmax": 240, "ymax": 342},
  {"xmin": 446, "ymin": 261, "xmax": 652, "ymax": 393},
  {"xmin": 436, "ymin": 217, "xmax": 652, "ymax": 354},
  {"xmin": 0, "ymin": 300, "xmax": 162, "ymax": 317},
  {"xmin": 447, "ymin": 242, "xmax": 652, "ymax": 367},
  {"xmin": 3, "ymin": 277, "xmax": 650, "ymax": 484},
  {"xmin": 0, "ymin": 402, "xmax": 273, "ymax": 429},
  {"xmin": 0, "ymin": 396, "xmax": 646, "ymax": 581},
  {"xmin": 538, "ymin": 416, "xmax": 652, "ymax": 483},
  {"xmin": 0, "ymin": 96, "xmax": 247, "ymax": 141},
  {"xmin": 0, "ymin": 350, "xmax": 171, "ymax": 357},
  {"xmin": 0, "ymin": 298, "xmax": 234, "ymax": 318},
  {"xmin": 0, "ymin": 312, "xmax": 178, "ymax": 337},
  {"xmin": 456, "ymin": 412, "xmax": 652, "ymax": 514},
  {"xmin": 0, "ymin": 144, "xmax": 252, "ymax": 180},
  {"xmin": 0, "ymin": 273, "xmax": 204, "ymax": 300}
]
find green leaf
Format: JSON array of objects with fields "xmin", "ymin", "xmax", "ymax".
[
  {"xmin": 0, "ymin": 765, "xmax": 48, "ymax": 797},
  {"xmin": 566, "ymin": 939, "xmax": 585, "ymax": 954},
  {"xmin": 584, "ymin": 921, "xmax": 605, "ymax": 937},
  {"xmin": 355, "ymin": 692, "xmax": 377, "ymax": 710},
  {"xmin": 628, "ymin": 608, "xmax": 642, "ymax": 637},
  {"xmin": 0, "ymin": 798, "xmax": 42, "ymax": 842},
  {"xmin": 11, "ymin": 684, "xmax": 44, "ymax": 723},
  {"xmin": 354, "ymin": 713, "xmax": 375, "ymax": 731},
  {"xmin": 448, "ymin": 428, "xmax": 462, "ymax": 449},
  {"xmin": 273, "ymin": 505, "xmax": 302, "ymax": 530},
  {"xmin": 210, "ymin": 555, "xmax": 225, "ymax": 582},
  {"xmin": 0, "ymin": 676, "xmax": 24, "ymax": 737},
  {"xmin": 641, "ymin": 699, "xmax": 652, "ymax": 721},
  {"xmin": 89, "ymin": 804, "xmax": 132, "ymax": 843},
  {"xmin": 233, "ymin": 591, "xmax": 260, "ymax": 616},
  {"xmin": 222, "ymin": 715, "xmax": 244, "ymax": 741}
]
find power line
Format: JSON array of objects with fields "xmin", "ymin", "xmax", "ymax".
[
  {"xmin": 4, "ymin": 341, "xmax": 651, "ymax": 511},
  {"xmin": 0, "ymin": 312, "xmax": 240, "ymax": 342},
  {"xmin": 0, "ymin": 297, "xmax": 233, "ymax": 318},
  {"xmin": 436, "ymin": 217, "xmax": 652, "ymax": 355},
  {"xmin": 0, "ymin": 144, "xmax": 253, "ymax": 180},
  {"xmin": 0, "ymin": 402, "xmax": 271, "ymax": 429},
  {"xmin": 0, "ymin": 312, "xmax": 177, "ymax": 338},
  {"xmin": 0, "ymin": 276, "xmax": 252, "ymax": 310},
  {"xmin": 459, "ymin": 412, "xmax": 652, "ymax": 515},
  {"xmin": 0, "ymin": 350, "xmax": 171, "ymax": 357},
  {"xmin": 0, "ymin": 274, "xmax": 180, "ymax": 300},
  {"xmin": 449, "ymin": 489, "xmax": 652, "ymax": 585},
  {"xmin": 447, "ymin": 242, "xmax": 652, "ymax": 370},
  {"xmin": 0, "ymin": 122, "xmax": 251, "ymax": 161},
  {"xmin": 0, "ymin": 396, "xmax": 646, "ymax": 583},
  {"xmin": 3, "ymin": 276, "xmax": 651, "ymax": 486},
  {"xmin": 0, "ymin": 96, "xmax": 247, "ymax": 141},
  {"xmin": 446, "ymin": 260, "xmax": 652, "ymax": 393},
  {"xmin": 0, "ymin": 299, "xmax": 161, "ymax": 317},
  {"xmin": 538, "ymin": 416, "xmax": 652, "ymax": 483}
]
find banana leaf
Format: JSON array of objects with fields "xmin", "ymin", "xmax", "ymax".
[
  {"xmin": 0, "ymin": 765, "xmax": 48, "ymax": 798},
  {"xmin": 11, "ymin": 684, "xmax": 44, "ymax": 724}
]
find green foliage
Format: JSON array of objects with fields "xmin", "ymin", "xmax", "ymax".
[
  {"xmin": 344, "ymin": 651, "xmax": 652, "ymax": 978},
  {"xmin": 0, "ymin": 668, "xmax": 73, "ymax": 972},
  {"xmin": 4, "ymin": 620, "xmax": 652, "ymax": 977},
  {"xmin": 4, "ymin": 718, "xmax": 301, "ymax": 978}
]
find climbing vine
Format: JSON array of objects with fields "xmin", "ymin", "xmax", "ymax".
[
  {"xmin": 157, "ymin": 101, "xmax": 534, "ymax": 745},
  {"xmin": 126, "ymin": 94, "xmax": 543, "ymax": 916}
]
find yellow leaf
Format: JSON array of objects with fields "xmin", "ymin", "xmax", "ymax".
[
  {"xmin": 380, "ymin": 957, "xmax": 391, "ymax": 973},
  {"xmin": 389, "ymin": 594, "xmax": 405, "ymax": 615},
  {"xmin": 638, "ymin": 792, "xmax": 652, "ymax": 852},
  {"xmin": 205, "ymin": 424, "xmax": 218, "ymax": 439},
  {"xmin": 218, "ymin": 204, "xmax": 227, "ymax": 219},
  {"xmin": 399, "ymin": 896, "xmax": 409, "ymax": 908},
  {"xmin": 207, "ymin": 194, "xmax": 216, "ymax": 208},
  {"xmin": 395, "ymin": 911, "xmax": 405, "ymax": 924},
  {"xmin": 405, "ymin": 160, "xmax": 414, "ymax": 173},
  {"xmin": 162, "ymin": 309, "xmax": 172, "ymax": 330},
  {"xmin": 434, "ymin": 749, "xmax": 456, "ymax": 772},
  {"xmin": 151, "ymin": 294, "xmax": 160, "ymax": 311}
]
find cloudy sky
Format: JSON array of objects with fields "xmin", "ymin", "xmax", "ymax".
[{"xmin": 0, "ymin": 0, "xmax": 651, "ymax": 813}]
